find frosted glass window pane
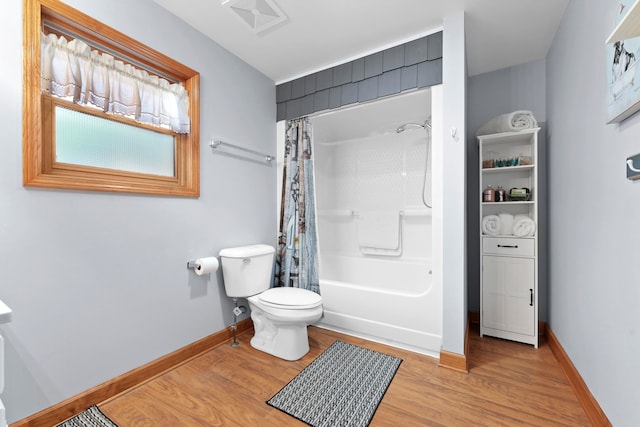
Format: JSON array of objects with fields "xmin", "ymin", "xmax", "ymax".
[{"xmin": 55, "ymin": 106, "xmax": 175, "ymax": 177}]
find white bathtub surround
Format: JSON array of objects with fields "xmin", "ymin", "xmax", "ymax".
[
  {"xmin": 319, "ymin": 255, "xmax": 441, "ymax": 358},
  {"xmin": 310, "ymin": 89, "xmax": 441, "ymax": 357}
]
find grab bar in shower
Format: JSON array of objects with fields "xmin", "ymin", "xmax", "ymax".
[
  {"xmin": 318, "ymin": 209, "xmax": 431, "ymax": 218},
  {"xmin": 352, "ymin": 209, "xmax": 431, "ymax": 218},
  {"xmin": 210, "ymin": 139, "xmax": 274, "ymax": 163},
  {"xmin": 317, "ymin": 209, "xmax": 356, "ymax": 217},
  {"xmin": 402, "ymin": 209, "xmax": 432, "ymax": 217}
]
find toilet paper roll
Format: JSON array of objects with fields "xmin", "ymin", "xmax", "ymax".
[{"xmin": 194, "ymin": 257, "xmax": 219, "ymax": 275}]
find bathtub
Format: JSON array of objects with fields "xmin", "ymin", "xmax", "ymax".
[
  {"xmin": 316, "ymin": 253, "xmax": 442, "ymax": 358},
  {"xmin": 310, "ymin": 89, "xmax": 441, "ymax": 358}
]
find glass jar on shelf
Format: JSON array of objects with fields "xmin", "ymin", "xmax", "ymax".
[
  {"xmin": 519, "ymin": 153, "xmax": 532, "ymax": 165},
  {"xmin": 482, "ymin": 151, "xmax": 496, "ymax": 169},
  {"xmin": 483, "ymin": 185, "xmax": 496, "ymax": 202}
]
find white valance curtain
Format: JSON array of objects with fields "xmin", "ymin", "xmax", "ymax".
[{"xmin": 40, "ymin": 33, "xmax": 190, "ymax": 134}]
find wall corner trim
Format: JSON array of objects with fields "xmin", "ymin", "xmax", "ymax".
[
  {"xmin": 10, "ymin": 319, "xmax": 254, "ymax": 427},
  {"xmin": 545, "ymin": 325, "xmax": 612, "ymax": 427},
  {"xmin": 438, "ymin": 350, "xmax": 468, "ymax": 373},
  {"xmin": 438, "ymin": 314, "xmax": 471, "ymax": 373}
]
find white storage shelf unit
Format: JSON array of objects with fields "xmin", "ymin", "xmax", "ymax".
[{"xmin": 479, "ymin": 128, "xmax": 539, "ymax": 348}]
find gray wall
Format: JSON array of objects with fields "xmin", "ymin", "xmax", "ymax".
[
  {"xmin": 547, "ymin": 0, "xmax": 640, "ymax": 425},
  {"xmin": 466, "ymin": 59, "xmax": 547, "ymax": 320},
  {"xmin": 0, "ymin": 0, "xmax": 276, "ymax": 422}
]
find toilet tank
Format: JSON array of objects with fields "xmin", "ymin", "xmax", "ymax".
[{"xmin": 219, "ymin": 244, "xmax": 275, "ymax": 298}]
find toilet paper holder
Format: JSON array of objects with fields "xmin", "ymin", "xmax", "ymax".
[{"xmin": 187, "ymin": 257, "xmax": 220, "ymax": 275}]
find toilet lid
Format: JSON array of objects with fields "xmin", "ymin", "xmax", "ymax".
[{"xmin": 258, "ymin": 287, "xmax": 322, "ymax": 309}]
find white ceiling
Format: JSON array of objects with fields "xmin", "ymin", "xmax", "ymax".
[{"xmin": 153, "ymin": 0, "xmax": 570, "ymax": 84}]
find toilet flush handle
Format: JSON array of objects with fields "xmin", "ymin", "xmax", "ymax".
[{"xmin": 242, "ymin": 258, "xmax": 251, "ymax": 264}]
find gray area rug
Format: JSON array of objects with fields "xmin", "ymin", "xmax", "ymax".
[
  {"xmin": 267, "ymin": 340, "xmax": 402, "ymax": 427},
  {"xmin": 56, "ymin": 405, "xmax": 118, "ymax": 427}
]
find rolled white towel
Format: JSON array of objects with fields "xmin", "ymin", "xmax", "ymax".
[
  {"xmin": 498, "ymin": 213, "xmax": 514, "ymax": 236},
  {"xmin": 482, "ymin": 215, "xmax": 501, "ymax": 235},
  {"xmin": 476, "ymin": 110, "xmax": 538, "ymax": 136},
  {"xmin": 513, "ymin": 215, "xmax": 536, "ymax": 237}
]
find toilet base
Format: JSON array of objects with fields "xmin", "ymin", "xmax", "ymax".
[
  {"xmin": 250, "ymin": 323, "xmax": 310, "ymax": 361},
  {"xmin": 249, "ymin": 307, "xmax": 321, "ymax": 361}
]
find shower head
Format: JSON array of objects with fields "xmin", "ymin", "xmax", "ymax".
[
  {"xmin": 396, "ymin": 119, "xmax": 432, "ymax": 133},
  {"xmin": 396, "ymin": 123, "xmax": 423, "ymax": 133}
]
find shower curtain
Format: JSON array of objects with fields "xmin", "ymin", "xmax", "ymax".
[{"xmin": 275, "ymin": 117, "xmax": 320, "ymax": 294}]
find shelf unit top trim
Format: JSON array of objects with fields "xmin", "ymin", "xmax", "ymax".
[
  {"xmin": 482, "ymin": 201, "xmax": 535, "ymax": 205},
  {"xmin": 477, "ymin": 127, "xmax": 540, "ymax": 144},
  {"xmin": 482, "ymin": 165, "xmax": 535, "ymax": 174},
  {"xmin": 482, "ymin": 235, "xmax": 535, "ymax": 240}
]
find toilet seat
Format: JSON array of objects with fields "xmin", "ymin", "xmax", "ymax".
[{"xmin": 258, "ymin": 287, "xmax": 322, "ymax": 310}]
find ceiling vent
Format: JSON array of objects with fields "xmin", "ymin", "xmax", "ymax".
[{"xmin": 221, "ymin": 0, "xmax": 288, "ymax": 34}]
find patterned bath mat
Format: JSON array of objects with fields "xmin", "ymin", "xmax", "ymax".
[
  {"xmin": 56, "ymin": 405, "xmax": 118, "ymax": 427},
  {"xmin": 267, "ymin": 340, "xmax": 402, "ymax": 427}
]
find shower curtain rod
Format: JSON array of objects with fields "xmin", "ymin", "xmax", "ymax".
[{"xmin": 209, "ymin": 139, "xmax": 274, "ymax": 163}]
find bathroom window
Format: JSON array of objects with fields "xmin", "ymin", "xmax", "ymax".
[{"xmin": 23, "ymin": 0, "xmax": 200, "ymax": 196}]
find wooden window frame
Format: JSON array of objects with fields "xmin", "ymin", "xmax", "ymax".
[{"xmin": 23, "ymin": 0, "xmax": 200, "ymax": 197}]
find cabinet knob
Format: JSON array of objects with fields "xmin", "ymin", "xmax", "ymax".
[
  {"xmin": 497, "ymin": 244, "xmax": 518, "ymax": 248},
  {"xmin": 529, "ymin": 289, "xmax": 534, "ymax": 306}
]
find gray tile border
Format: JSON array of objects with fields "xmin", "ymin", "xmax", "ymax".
[
  {"xmin": 358, "ymin": 76, "xmax": 379, "ymax": 102},
  {"xmin": 383, "ymin": 44, "xmax": 405, "ymax": 72},
  {"xmin": 333, "ymin": 62, "xmax": 353, "ymax": 86},
  {"xmin": 379, "ymin": 68, "xmax": 402, "ymax": 98},
  {"xmin": 351, "ymin": 57, "xmax": 365, "ymax": 82},
  {"xmin": 364, "ymin": 52, "xmax": 383, "ymax": 79},
  {"xmin": 341, "ymin": 82, "xmax": 359, "ymax": 106},
  {"xmin": 276, "ymin": 32, "xmax": 442, "ymax": 120}
]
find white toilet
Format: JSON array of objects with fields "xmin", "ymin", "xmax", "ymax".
[{"xmin": 219, "ymin": 244, "xmax": 323, "ymax": 361}]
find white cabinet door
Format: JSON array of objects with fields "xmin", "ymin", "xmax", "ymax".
[{"xmin": 482, "ymin": 255, "xmax": 535, "ymax": 336}]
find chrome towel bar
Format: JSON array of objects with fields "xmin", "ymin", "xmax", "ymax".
[{"xmin": 210, "ymin": 139, "xmax": 274, "ymax": 163}]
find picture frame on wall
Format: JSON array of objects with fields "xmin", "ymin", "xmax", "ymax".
[{"xmin": 607, "ymin": 0, "xmax": 640, "ymax": 123}]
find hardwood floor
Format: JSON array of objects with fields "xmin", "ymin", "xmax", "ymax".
[{"xmin": 100, "ymin": 325, "xmax": 591, "ymax": 426}]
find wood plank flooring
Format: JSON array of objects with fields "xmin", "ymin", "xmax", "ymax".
[{"xmin": 100, "ymin": 325, "xmax": 591, "ymax": 426}]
